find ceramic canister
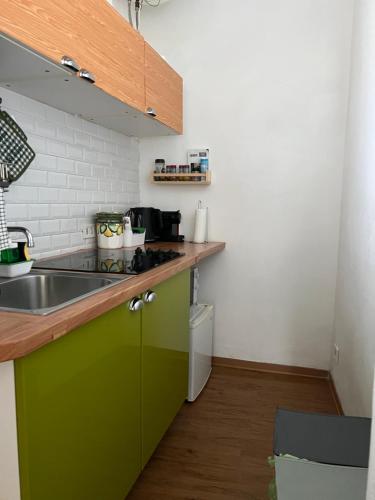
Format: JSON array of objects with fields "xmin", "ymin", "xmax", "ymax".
[{"xmin": 96, "ymin": 212, "xmax": 124, "ymax": 249}]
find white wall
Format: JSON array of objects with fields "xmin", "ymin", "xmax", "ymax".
[
  {"xmin": 139, "ymin": 0, "xmax": 354, "ymax": 368},
  {"xmin": 1, "ymin": 88, "xmax": 140, "ymax": 258},
  {"xmin": 332, "ymin": 0, "xmax": 375, "ymax": 417}
]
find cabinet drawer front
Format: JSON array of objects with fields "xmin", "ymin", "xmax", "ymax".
[
  {"xmin": 141, "ymin": 270, "xmax": 190, "ymax": 466},
  {"xmin": 1, "ymin": 0, "xmax": 145, "ymax": 112},
  {"xmin": 145, "ymin": 42, "xmax": 183, "ymax": 134},
  {"xmin": 15, "ymin": 304, "xmax": 141, "ymax": 500}
]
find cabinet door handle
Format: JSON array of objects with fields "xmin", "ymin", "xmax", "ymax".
[
  {"xmin": 128, "ymin": 297, "xmax": 144, "ymax": 312},
  {"xmin": 61, "ymin": 55, "xmax": 80, "ymax": 73},
  {"xmin": 143, "ymin": 290, "xmax": 157, "ymax": 303},
  {"xmin": 146, "ymin": 107, "xmax": 157, "ymax": 117},
  {"xmin": 79, "ymin": 69, "xmax": 96, "ymax": 84}
]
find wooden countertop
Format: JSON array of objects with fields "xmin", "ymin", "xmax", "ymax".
[{"xmin": 0, "ymin": 242, "xmax": 225, "ymax": 362}]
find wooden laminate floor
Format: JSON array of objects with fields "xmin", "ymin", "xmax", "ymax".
[{"xmin": 128, "ymin": 366, "xmax": 338, "ymax": 500}]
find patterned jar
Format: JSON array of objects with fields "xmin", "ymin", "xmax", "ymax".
[{"xmin": 96, "ymin": 212, "xmax": 124, "ymax": 249}]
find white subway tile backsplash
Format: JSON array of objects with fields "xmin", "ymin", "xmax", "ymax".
[
  {"xmin": 33, "ymin": 153, "xmax": 57, "ymax": 171},
  {"xmin": 97, "ymin": 152, "xmax": 112, "ymax": 166},
  {"xmin": 66, "ymin": 143, "xmax": 84, "ymax": 160},
  {"xmin": 57, "ymin": 126, "xmax": 75, "ymax": 144},
  {"xmin": 29, "ymin": 204, "xmax": 49, "ymax": 219},
  {"xmin": 105, "ymin": 141, "xmax": 117, "ymax": 155},
  {"xmin": 56, "ymin": 158, "xmax": 75, "ymax": 173},
  {"xmin": 48, "ymin": 172, "xmax": 67, "ymax": 187},
  {"xmin": 68, "ymin": 175, "xmax": 84, "ymax": 190},
  {"xmin": 17, "ymin": 220, "xmax": 40, "ymax": 235},
  {"xmin": 92, "ymin": 166, "xmax": 105, "ymax": 178},
  {"xmin": 8, "ymin": 185, "xmax": 38, "ymax": 203},
  {"xmin": 10, "ymin": 110, "xmax": 34, "ymax": 133},
  {"xmin": 40, "ymin": 219, "xmax": 59, "ymax": 235},
  {"xmin": 6, "ymin": 204, "xmax": 28, "ymax": 221},
  {"xmin": 77, "ymin": 190, "xmax": 92, "ymax": 203},
  {"xmin": 50, "ymin": 204, "xmax": 70, "ymax": 218},
  {"xmin": 99, "ymin": 179, "xmax": 111, "ymax": 192},
  {"xmin": 75, "ymin": 162, "xmax": 92, "ymax": 177},
  {"xmin": 69, "ymin": 205, "xmax": 85, "ymax": 217},
  {"xmin": 92, "ymin": 191, "xmax": 106, "ymax": 203},
  {"xmin": 47, "ymin": 139, "xmax": 66, "ymax": 157},
  {"xmin": 51, "ymin": 234, "xmax": 70, "ymax": 249},
  {"xmin": 38, "ymin": 187, "xmax": 60, "ymax": 202},
  {"xmin": 33, "ymin": 235, "xmax": 52, "ymax": 251},
  {"xmin": 61, "ymin": 219, "xmax": 77, "ymax": 233},
  {"xmin": 58, "ymin": 189, "xmax": 77, "ymax": 203},
  {"xmin": 28, "ymin": 134, "xmax": 46, "ymax": 153},
  {"xmin": 18, "ymin": 169, "xmax": 48, "ymax": 186},
  {"xmin": 84, "ymin": 149, "xmax": 98, "ymax": 163},
  {"xmin": 90, "ymin": 137, "xmax": 105, "ymax": 152},
  {"xmin": 84, "ymin": 178, "xmax": 98, "ymax": 191},
  {"xmin": 70, "ymin": 232, "xmax": 84, "ymax": 247},
  {"xmin": 74, "ymin": 131, "xmax": 91, "ymax": 147},
  {"xmin": 35, "ymin": 119, "xmax": 56, "ymax": 138},
  {"xmin": 2, "ymin": 87, "xmax": 139, "ymax": 257}
]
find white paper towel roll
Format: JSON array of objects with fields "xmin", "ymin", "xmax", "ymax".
[{"xmin": 193, "ymin": 205, "xmax": 208, "ymax": 243}]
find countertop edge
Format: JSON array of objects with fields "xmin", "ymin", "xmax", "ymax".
[{"xmin": 0, "ymin": 242, "xmax": 225, "ymax": 362}]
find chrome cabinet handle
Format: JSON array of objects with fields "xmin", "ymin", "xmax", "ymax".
[
  {"xmin": 61, "ymin": 55, "xmax": 80, "ymax": 73},
  {"xmin": 128, "ymin": 297, "xmax": 144, "ymax": 312},
  {"xmin": 79, "ymin": 69, "xmax": 96, "ymax": 84},
  {"xmin": 146, "ymin": 107, "xmax": 157, "ymax": 117},
  {"xmin": 143, "ymin": 290, "xmax": 157, "ymax": 303}
]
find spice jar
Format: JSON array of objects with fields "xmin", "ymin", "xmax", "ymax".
[
  {"xmin": 191, "ymin": 162, "xmax": 201, "ymax": 181},
  {"xmin": 167, "ymin": 164, "xmax": 177, "ymax": 181},
  {"xmin": 154, "ymin": 159, "xmax": 165, "ymax": 181},
  {"xmin": 179, "ymin": 164, "xmax": 190, "ymax": 181},
  {"xmin": 96, "ymin": 212, "xmax": 124, "ymax": 249}
]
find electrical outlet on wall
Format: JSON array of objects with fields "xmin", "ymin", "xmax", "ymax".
[
  {"xmin": 82, "ymin": 224, "xmax": 96, "ymax": 239},
  {"xmin": 333, "ymin": 343, "xmax": 340, "ymax": 364}
]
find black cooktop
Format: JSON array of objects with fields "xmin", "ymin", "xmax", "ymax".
[{"xmin": 34, "ymin": 247, "xmax": 184, "ymax": 275}]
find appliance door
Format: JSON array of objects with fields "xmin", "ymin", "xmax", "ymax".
[{"xmin": 188, "ymin": 304, "xmax": 214, "ymax": 402}]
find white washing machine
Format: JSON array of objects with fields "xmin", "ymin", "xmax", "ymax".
[{"xmin": 188, "ymin": 304, "xmax": 214, "ymax": 402}]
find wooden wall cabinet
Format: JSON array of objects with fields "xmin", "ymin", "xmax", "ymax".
[
  {"xmin": 0, "ymin": 1, "xmax": 183, "ymax": 135},
  {"xmin": 145, "ymin": 42, "xmax": 183, "ymax": 134},
  {"xmin": 0, "ymin": 0, "xmax": 145, "ymax": 113}
]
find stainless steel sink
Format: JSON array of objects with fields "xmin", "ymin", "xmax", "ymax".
[{"xmin": 0, "ymin": 271, "xmax": 130, "ymax": 315}]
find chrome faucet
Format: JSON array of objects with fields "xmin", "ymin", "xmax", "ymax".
[{"xmin": 7, "ymin": 226, "xmax": 35, "ymax": 248}]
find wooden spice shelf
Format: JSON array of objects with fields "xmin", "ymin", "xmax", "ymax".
[{"xmin": 151, "ymin": 171, "xmax": 211, "ymax": 185}]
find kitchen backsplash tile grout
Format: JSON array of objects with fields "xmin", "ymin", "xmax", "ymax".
[{"xmin": 1, "ymin": 88, "xmax": 140, "ymax": 259}]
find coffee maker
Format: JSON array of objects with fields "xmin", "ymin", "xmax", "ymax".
[
  {"xmin": 126, "ymin": 207, "xmax": 162, "ymax": 242},
  {"xmin": 126, "ymin": 207, "xmax": 184, "ymax": 242},
  {"xmin": 160, "ymin": 211, "xmax": 184, "ymax": 242}
]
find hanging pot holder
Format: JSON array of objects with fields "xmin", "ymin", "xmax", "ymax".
[
  {"xmin": 0, "ymin": 113, "xmax": 35, "ymax": 182},
  {"xmin": 0, "ymin": 110, "xmax": 28, "ymax": 142}
]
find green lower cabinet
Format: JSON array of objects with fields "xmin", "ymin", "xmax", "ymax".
[
  {"xmin": 14, "ymin": 270, "xmax": 191, "ymax": 499},
  {"xmin": 141, "ymin": 269, "xmax": 190, "ymax": 467},
  {"xmin": 15, "ymin": 302, "xmax": 141, "ymax": 500}
]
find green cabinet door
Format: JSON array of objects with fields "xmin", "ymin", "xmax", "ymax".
[
  {"xmin": 15, "ymin": 302, "xmax": 141, "ymax": 500},
  {"xmin": 141, "ymin": 269, "xmax": 190, "ymax": 466}
]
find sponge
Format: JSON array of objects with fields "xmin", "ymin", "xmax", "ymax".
[{"xmin": 17, "ymin": 242, "xmax": 31, "ymax": 262}]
